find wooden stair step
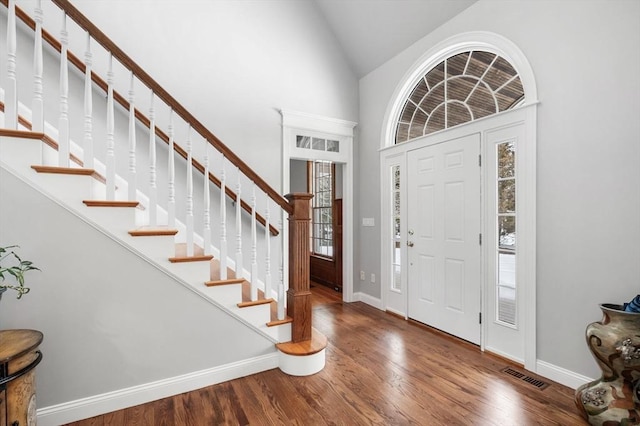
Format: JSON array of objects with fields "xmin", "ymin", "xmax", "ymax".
[
  {"xmin": 129, "ymin": 228, "xmax": 179, "ymax": 237},
  {"xmin": 266, "ymin": 317, "xmax": 293, "ymax": 327},
  {"xmin": 205, "ymin": 278, "xmax": 245, "ymax": 287},
  {"xmin": 237, "ymin": 298, "xmax": 274, "ymax": 308},
  {"xmin": 276, "ymin": 328, "xmax": 327, "ymax": 356},
  {"xmin": 31, "ymin": 165, "xmax": 95, "ymax": 175},
  {"xmin": 168, "ymin": 255, "xmax": 214, "ymax": 263},
  {"xmin": 83, "ymin": 200, "xmax": 140, "ymax": 208}
]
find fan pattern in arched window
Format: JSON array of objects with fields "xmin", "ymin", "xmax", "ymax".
[{"xmin": 395, "ymin": 51, "xmax": 525, "ymax": 143}]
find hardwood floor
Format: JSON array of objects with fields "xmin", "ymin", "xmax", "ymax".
[{"xmin": 65, "ymin": 286, "xmax": 586, "ymax": 425}]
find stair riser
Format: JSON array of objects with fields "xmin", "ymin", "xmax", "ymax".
[
  {"xmin": 262, "ymin": 322, "xmax": 292, "ymax": 342},
  {"xmin": 164, "ymin": 261, "xmax": 211, "ymax": 288},
  {"xmin": 81, "ymin": 207, "xmax": 137, "ymax": 237},
  {"xmin": 237, "ymin": 303, "xmax": 271, "ymax": 325},
  {"xmin": 31, "ymin": 173, "xmax": 93, "ymax": 206},
  {"xmin": 0, "ymin": 136, "xmax": 42, "ymax": 174},
  {"xmin": 126, "ymin": 235, "xmax": 177, "ymax": 263},
  {"xmin": 202, "ymin": 284, "xmax": 243, "ymax": 307}
]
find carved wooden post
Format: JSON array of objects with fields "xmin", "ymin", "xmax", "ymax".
[{"xmin": 285, "ymin": 193, "xmax": 313, "ymax": 342}]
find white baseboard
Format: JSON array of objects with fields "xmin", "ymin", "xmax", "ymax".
[
  {"xmin": 352, "ymin": 292, "xmax": 383, "ymax": 310},
  {"xmin": 535, "ymin": 359, "xmax": 595, "ymax": 390},
  {"xmin": 37, "ymin": 353, "xmax": 279, "ymax": 426}
]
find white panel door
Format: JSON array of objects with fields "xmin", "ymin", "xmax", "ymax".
[{"xmin": 407, "ymin": 133, "xmax": 481, "ymax": 344}]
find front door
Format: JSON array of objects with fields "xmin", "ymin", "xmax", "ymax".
[{"xmin": 407, "ymin": 133, "xmax": 481, "ymax": 344}]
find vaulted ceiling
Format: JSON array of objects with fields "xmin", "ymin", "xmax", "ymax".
[{"xmin": 313, "ymin": 0, "xmax": 478, "ymax": 77}]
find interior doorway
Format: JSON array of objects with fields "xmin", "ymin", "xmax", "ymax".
[{"xmin": 290, "ymin": 159, "xmax": 344, "ymax": 292}]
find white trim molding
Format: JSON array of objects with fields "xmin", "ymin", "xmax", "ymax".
[
  {"xmin": 380, "ymin": 31, "xmax": 539, "ymax": 150},
  {"xmin": 536, "ymin": 360, "xmax": 595, "ymax": 390},
  {"xmin": 352, "ymin": 292, "xmax": 384, "ymax": 310},
  {"xmin": 36, "ymin": 353, "xmax": 279, "ymax": 426},
  {"xmin": 280, "ymin": 109, "xmax": 357, "ymax": 303}
]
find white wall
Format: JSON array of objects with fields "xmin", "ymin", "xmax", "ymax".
[
  {"xmin": 60, "ymin": 0, "xmax": 359, "ymax": 189},
  {"xmin": 357, "ymin": 0, "xmax": 640, "ymax": 380},
  {"xmin": 0, "ymin": 167, "xmax": 276, "ymax": 409}
]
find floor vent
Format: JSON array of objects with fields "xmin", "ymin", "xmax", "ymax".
[{"xmin": 501, "ymin": 367, "xmax": 550, "ymax": 390}]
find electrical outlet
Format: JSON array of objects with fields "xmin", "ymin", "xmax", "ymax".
[
  {"xmin": 370, "ymin": 273, "xmax": 376, "ymax": 283},
  {"xmin": 360, "ymin": 271, "xmax": 365, "ymax": 281}
]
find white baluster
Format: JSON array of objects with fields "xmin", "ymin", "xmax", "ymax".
[
  {"xmin": 58, "ymin": 13, "xmax": 70, "ymax": 166},
  {"xmin": 219, "ymin": 158, "xmax": 227, "ymax": 280},
  {"xmin": 250, "ymin": 184, "xmax": 258, "ymax": 301},
  {"xmin": 186, "ymin": 126, "xmax": 194, "ymax": 257},
  {"xmin": 148, "ymin": 92, "xmax": 157, "ymax": 226},
  {"xmin": 83, "ymin": 33, "xmax": 93, "ymax": 169},
  {"xmin": 278, "ymin": 218, "xmax": 285, "ymax": 320},
  {"xmin": 105, "ymin": 54, "xmax": 115, "ymax": 200},
  {"xmin": 32, "ymin": 0, "xmax": 44, "ymax": 133},
  {"xmin": 5, "ymin": 0, "xmax": 17, "ymax": 129},
  {"xmin": 167, "ymin": 110, "xmax": 176, "ymax": 228},
  {"xmin": 264, "ymin": 203, "xmax": 272, "ymax": 300},
  {"xmin": 127, "ymin": 72, "xmax": 136, "ymax": 200},
  {"xmin": 203, "ymin": 141, "xmax": 211, "ymax": 254},
  {"xmin": 235, "ymin": 169, "xmax": 243, "ymax": 280}
]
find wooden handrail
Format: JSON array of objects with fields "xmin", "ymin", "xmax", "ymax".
[
  {"xmin": 3, "ymin": 0, "xmax": 281, "ymax": 235},
  {"xmin": 50, "ymin": 0, "xmax": 293, "ymax": 217}
]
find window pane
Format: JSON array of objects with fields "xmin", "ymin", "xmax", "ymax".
[
  {"xmin": 391, "ymin": 165, "xmax": 401, "ymax": 291},
  {"xmin": 498, "ymin": 180, "xmax": 515, "ymax": 213},
  {"xmin": 310, "ymin": 161, "xmax": 334, "ymax": 258},
  {"xmin": 312, "ymin": 138, "xmax": 325, "ymax": 151},
  {"xmin": 498, "ymin": 216, "xmax": 516, "ymax": 250},
  {"xmin": 327, "ymin": 140, "xmax": 339, "ymax": 152},
  {"xmin": 497, "ymin": 285, "xmax": 516, "ymax": 325},
  {"xmin": 296, "ymin": 135, "xmax": 310, "ymax": 149},
  {"xmin": 498, "ymin": 142, "xmax": 515, "ymax": 178}
]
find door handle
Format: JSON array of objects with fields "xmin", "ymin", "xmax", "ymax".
[{"xmin": 407, "ymin": 241, "xmax": 414, "ymax": 247}]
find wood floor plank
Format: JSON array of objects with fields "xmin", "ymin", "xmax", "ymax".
[{"xmin": 61, "ymin": 287, "xmax": 587, "ymax": 425}]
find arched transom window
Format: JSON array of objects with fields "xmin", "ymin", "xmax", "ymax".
[{"xmin": 395, "ymin": 51, "xmax": 524, "ymax": 143}]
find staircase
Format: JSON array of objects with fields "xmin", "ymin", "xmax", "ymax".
[{"xmin": 0, "ymin": 0, "xmax": 325, "ymax": 422}]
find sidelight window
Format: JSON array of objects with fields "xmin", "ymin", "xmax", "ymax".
[{"xmin": 496, "ymin": 141, "xmax": 516, "ymax": 325}]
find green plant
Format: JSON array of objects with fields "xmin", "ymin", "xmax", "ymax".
[{"xmin": 0, "ymin": 245, "xmax": 40, "ymax": 299}]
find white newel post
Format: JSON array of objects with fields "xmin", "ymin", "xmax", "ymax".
[
  {"xmin": 83, "ymin": 33, "xmax": 93, "ymax": 169},
  {"xmin": 105, "ymin": 54, "xmax": 115, "ymax": 200},
  {"xmin": 219, "ymin": 158, "xmax": 227, "ymax": 280},
  {"xmin": 167, "ymin": 110, "xmax": 176, "ymax": 228},
  {"xmin": 186, "ymin": 126, "xmax": 194, "ymax": 256},
  {"xmin": 127, "ymin": 72, "xmax": 136, "ymax": 201},
  {"xmin": 148, "ymin": 93, "xmax": 157, "ymax": 226},
  {"xmin": 32, "ymin": 0, "xmax": 44, "ymax": 133},
  {"xmin": 250, "ymin": 184, "xmax": 258, "ymax": 300},
  {"xmin": 5, "ymin": 0, "xmax": 17, "ymax": 129},
  {"xmin": 278, "ymin": 218, "xmax": 285, "ymax": 320},
  {"xmin": 264, "ymin": 204, "xmax": 272, "ymax": 300},
  {"xmin": 235, "ymin": 169, "xmax": 243, "ymax": 280},
  {"xmin": 203, "ymin": 142, "xmax": 211, "ymax": 255},
  {"xmin": 58, "ymin": 13, "xmax": 70, "ymax": 166}
]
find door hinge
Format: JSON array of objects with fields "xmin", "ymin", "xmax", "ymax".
[
  {"xmin": 478, "ymin": 154, "xmax": 482, "ymax": 167},
  {"xmin": 479, "ymin": 233, "xmax": 482, "ymax": 245},
  {"xmin": 479, "ymin": 312, "xmax": 482, "ymax": 324}
]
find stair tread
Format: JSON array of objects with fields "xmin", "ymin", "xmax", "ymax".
[
  {"xmin": 168, "ymin": 254, "xmax": 214, "ymax": 263},
  {"xmin": 205, "ymin": 278, "xmax": 245, "ymax": 286},
  {"xmin": 83, "ymin": 200, "xmax": 140, "ymax": 208},
  {"xmin": 31, "ymin": 165, "xmax": 95, "ymax": 175},
  {"xmin": 129, "ymin": 228, "xmax": 179, "ymax": 237},
  {"xmin": 238, "ymin": 298, "xmax": 274, "ymax": 308},
  {"xmin": 276, "ymin": 328, "xmax": 327, "ymax": 356},
  {"xmin": 267, "ymin": 317, "xmax": 293, "ymax": 327}
]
